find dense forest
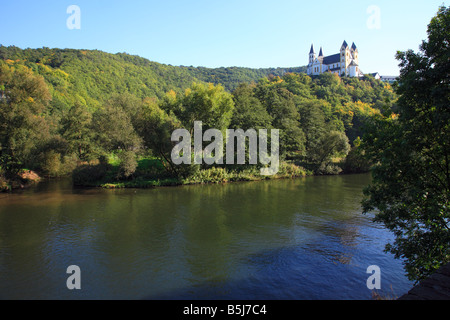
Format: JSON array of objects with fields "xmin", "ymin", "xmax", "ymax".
[
  {"xmin": 0, "ymin": 45, "xmax": 396, "ymax": 190},
  {"xmin": 0, "ymin": 46, "xmax": 306, "ymax": 101}
]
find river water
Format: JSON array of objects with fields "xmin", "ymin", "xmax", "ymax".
[{"xmin": 0, "ymin": 173, "xmax": 413, "ymax": 299}]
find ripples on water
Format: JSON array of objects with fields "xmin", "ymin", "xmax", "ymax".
[{"xmin": 0, "ymin": 174, "xmax": 413, "ymax": 299}]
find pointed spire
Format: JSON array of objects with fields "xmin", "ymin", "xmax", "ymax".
[
  {"xmin": 309, "ymin": 44, "xmax": 315, "ymax": 54},
  {"xmin": 318, "ymin": 47, "xmax": 323, "ymax": 57},
  {"xmin": 351, "ymin": 42, "xmax": 357, "ymax": 50},
  {"xmin": 342, "ymin": 40, "xmax": 348, "ymax": 49}
]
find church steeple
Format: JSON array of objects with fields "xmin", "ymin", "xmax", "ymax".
[
  {"xmin": 308, "ymin": 44, "xmax": 316, "ymax": 66},
  {"xmin": 351, "ymin": 42, "xmax": 359, "ymax": 64},
  {"xmin": 318, "ymin": 47, "xmax": 324, "ymax": 57}
]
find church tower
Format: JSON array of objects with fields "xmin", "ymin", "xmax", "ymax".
[
  {"xmin": 309, "ymin": 44, "xmax": 315, "ymax": 64},
  {"xmin": 318, "ymin": 47, "xmax": 324, "ymax": 58},
  {"xmin": 351, "ymin": 42, "xmax": 359, "ymax": 65},
  {"xmin": 340, "ymin": 40, "xmax": 349, "ymax": 76},
  {"xmin": 307, "ymin": 44, "xmax": 315, "ymax": 74}
]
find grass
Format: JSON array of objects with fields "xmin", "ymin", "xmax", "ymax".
[{"xmin": 101, "ymin": 177, "xmax": 181, "ymax": 189}]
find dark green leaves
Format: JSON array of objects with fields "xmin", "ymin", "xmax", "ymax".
[{"xmin": 362, "ymin": 5, "xmax": 450, "ymax": 282}]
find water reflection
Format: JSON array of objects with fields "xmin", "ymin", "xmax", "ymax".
[{"xmin": 0, "ymin": 174, "xmax": 413, "ymax": 299}]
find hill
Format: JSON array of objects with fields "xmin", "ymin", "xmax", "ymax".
[{"xmin": 0, "ymin": 45, "xmax": 306, "ymax": 111}]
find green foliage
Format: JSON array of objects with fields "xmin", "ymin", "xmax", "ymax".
[
  {"xmin": 258, "ymin": 84, "xmax": 305, "ymax": 156},
  {"xmin": 60, "ymin": 103, "xmax": 95, "ymax": 161},
  {"xmin": 92, "ymin": 96, "xmax": 143, "ymax": 154},
  {"xmin": 0, "ymin": 61, "xmax": 52, "ymax": 178},
  {"xmin": 117, "ymin": 151, "xmax": 138, "ymax": 179},
  {"xmin": 176, "ymin": 82, "xmax": 235, "ymax": 132},
  {"xmin": 342, "ymin": 137, "xmax": 372, "ymax": 173},
  {"xmin": 37, "ymin": 148, "xmax": 77, "ymax": 178},
  {"xmin": 72, "ymin": 163, "xmax": 109, "ymax": 186},
  {"xmin": 185, "ymin": 166, "xmax": 229, "ymax": 184},
  {"xmin": 230, "ymin": 83, "xmax": 272, "ymax": 130},
  {"xmin": 362, "ymin": 5, "xmax": 450, "ymax": 281},
  {"xmin": 0, "ymin": 44, "xmax": 396, "ymax": 188},
  {"xmin": 0, "ymin": 168, "xmax": 12, "ymax": 191},
  {"xmin": 0, "ymin": 46, "xmax": 305, "ymax": 110},
  {"xmin": 310, "ymin": 131, "xmax": 351, "ymax": 174},
  {"xmin": 298, "ymin": 99, "xmax": 328, "ymax": 156},
  {"xmin": 39, "ymin": 150, "xmax": 62, "ymax": 177},
  {"xmin": 134, "ymin": 97, "xmax": 181, "ymax": 174},
  {"xmin": 277, "ymin": 162, "xmax": 308, "ymax": 177}
]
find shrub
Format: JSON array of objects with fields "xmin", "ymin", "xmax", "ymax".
[
  {"xmin": 40, "ymin": 151, "xmax": 62, "ymax": 177},
  {"xmin": 278, "ymin": 162, "xmax": 307, "ymax": 177},
  {"xmin": 117, "ymin": 151, "xmax": 138, "ymax": 179},
  {"xmin": 0, "ymin": 174, "xmax": 11, "ymax": 192},
  {"xmin": 342, "ymin": 146, "xmax": 372, "ymax": 173},
  {"xmin": 185, "ymin": 167, "xmax": 229, "ymax": 184},
  {"xmin": 72, "ymin": 164, "xmax": 108, "ymax": 186},
  {"xmin": 316, "ymin": 163, "xmax": 343, "ymax": 175}
]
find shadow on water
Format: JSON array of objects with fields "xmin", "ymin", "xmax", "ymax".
[
  {"xmin": 142, "ymin": 203, "xmax": 409, "ymax": 300},
  {"xmin": 142, "ymin": 242, "xmax": 401, "ymax": 300}
]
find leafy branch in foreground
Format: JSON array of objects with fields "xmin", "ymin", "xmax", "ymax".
[{"xmin": 362, "ymin": 5, "xmax": 450, "ymax": 282}]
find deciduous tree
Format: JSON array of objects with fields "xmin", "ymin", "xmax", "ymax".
[
  {"xmin": 0, "ymin": 62, "xmax": 51, "ymax": 177},
  {"xmin": 362, "ymin": 6, "xmax": 450, "ymax": 281}
]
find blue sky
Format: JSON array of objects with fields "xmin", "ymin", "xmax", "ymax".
[{"xmin": 0, "ymin": 0, "xmax": 447, "ymax": 76}]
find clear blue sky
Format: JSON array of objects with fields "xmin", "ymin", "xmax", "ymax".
[{"xmin": 0, "ymin": 0, "xmax": 447, "ymax": 76}]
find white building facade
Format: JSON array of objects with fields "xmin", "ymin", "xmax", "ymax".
[{"xmin": 307, "ymin": 41, "xmax": 363, "ymax": 78}]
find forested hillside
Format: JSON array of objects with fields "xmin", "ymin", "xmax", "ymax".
[
  {"xmin": 0, "ymin": 46, "xmax": 305, "ymax": 108},
  {"xmin": 0, "ymin": 45, "xmax": 396, "ymax": 190}
]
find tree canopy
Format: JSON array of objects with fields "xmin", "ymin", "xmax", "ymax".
[{"xmin": 362, "ymin": 5, "xmax": 450, "ymax": 282}]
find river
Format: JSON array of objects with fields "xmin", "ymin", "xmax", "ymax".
[{"xmin": 0, "ymin": 173, "xmax": 413, "ymax": 299}]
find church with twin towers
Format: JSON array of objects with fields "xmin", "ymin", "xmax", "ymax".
[{"xmin": 307, "ymin": 40, "xmax": 363, "ymax": 78}]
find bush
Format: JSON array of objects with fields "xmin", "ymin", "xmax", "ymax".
[
  {"xmin": 184, "ymin": 167, "xmax": 229, "ymax": 184},
  {"xmin": 316, "ymin": 163, "xmax": 343, "ymax": 175},
  {"xmin": 40, "ymin": 151, "xmax": 62, "ymax": 177},
  {"xmin": 342, "ymin": 146, "xmax": 372, "ymax": 173},
  {"xmin": 72, "ymin": 164, "xmax": 109, "ymax": 186},
  {"xmin": 39, "ymin": 151, "xmax": 78, "ymax": 178},
  {"xmin": 0, "ymin": 174, "xmax": 11, "ymax": 192},
  {"xmin": 174, "ymin": 163, "xmax": 201, "ymax": 179},
  {"xmin": 278, "ymin": 162, "xmax": 307, "ymax": 177},
  {"xmin": 117, "ymin": 151, "xmax": 138, "ymax": 179}
]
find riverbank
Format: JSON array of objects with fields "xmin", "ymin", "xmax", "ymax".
[
  {"xmin": 0, "ymin": 170, "xmax": 41, "ymax": 192},
  {"xmin": 73, "ymin": 161, "xmax": 312, "ymax": 189},
  {"xmin": 2, "ymin": 157, "xmax": 368, "ymax": 192},
  {"xmin": 399, "ymin": 263, "xmax": 450, "ymax": 300}
]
